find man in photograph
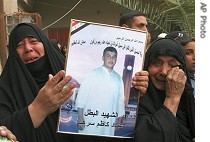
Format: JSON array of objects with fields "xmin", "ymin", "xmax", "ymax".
[{"xmin": 75, "ymin": 46, "xmax": 125, "ymax": 136}]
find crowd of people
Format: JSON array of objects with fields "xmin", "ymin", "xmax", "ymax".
[{"xmin": 0, "ymin": 10, "xmax": 195, "ymax": 142}]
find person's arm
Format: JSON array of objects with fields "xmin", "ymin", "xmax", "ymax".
[
  {"xmin": 163, "ymin": 67, "xmax": 186, "ymax": 116},
  {"xmin": 135, "ymin": 67, "xmax": 187, "ymax": 141},
  {"xmin": 28, "ymin": 70, "xmax": 76, "ymax": 128},
  {"xmin": 132, "ymin": 71, "xmax": 149, "ymax": 95},
  {"xmin": 0, "ymin": 126, "xmax": 17, "ymax": 142},
  {"xmin": 74, "ymin": 71, "xmax": 93, "ymax": 130},
  {"xmin": 0, "ymin": 87, "xmax": 35, "ymax": 142},
  {"xmin": 0, "ymin": 70, "xmax": 76, "ymax": 141},
  {"xmin": 135, "ymin": 95, "xmax": 178, "ymax": 142}
]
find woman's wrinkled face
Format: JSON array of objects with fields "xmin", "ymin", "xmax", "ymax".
[
  {"xmin": 16, "ymin": 37, "xmax": 45, "ymax": 64},
  {"xmin": 148, "ymin": 56, "xmax": 181, "ymax": 90}
]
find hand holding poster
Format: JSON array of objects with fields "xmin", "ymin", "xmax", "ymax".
[{"xmin": 57, "ymin": 19, "xmax": 147, "ymax": 139}]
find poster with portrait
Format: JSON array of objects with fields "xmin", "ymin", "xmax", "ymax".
[{"xmin": 57, "ymin": 19, "xmax": 147, "ymax": 139}]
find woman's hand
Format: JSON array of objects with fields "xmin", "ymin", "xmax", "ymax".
[
  {"xmin": 165, "ymin": 67, "xmax": 186, "ymax": 98},
  {"xmin": 164, "ymin": 67, "xmax": 187, "ymax": 116},
  {"xmin": 28, "ymin": 70, "xmax": 76, "ymax": 128}
]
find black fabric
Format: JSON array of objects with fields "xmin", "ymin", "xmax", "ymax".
[
  {"xmin": 50, "ymin": 39, "xmax": 59, "ymax": 47},
  {"xmin": 26, "ymin": 55, "xmax": 51, "ymax": 88},
  {"xmin": 145, "ymin": 38, "xmax": 186, "ymax": 73},
  {"xmin": 165, "ymin": 31, "xmax": 195, "ymax": 47},
  {"xmin": 189, "ymin": 72, "xmax": 195, "ymax": 81},
  {"xmin": 50, "ymin": 39, "xmax": 65, "ymax": 57},
  {"xmin": 134, "ymin": 38, "xmax": 195, "ymax": 142},
  {"xmin": 12, "ymin": 24, "xmax": 41, "ymax": 48},
  {"xmin": 0, "ymin": 23, "xmax": 73, "ymax": 142},
  {"xmin": 165, "ymin": 31, "xmax": 189, "ymax": 39}
]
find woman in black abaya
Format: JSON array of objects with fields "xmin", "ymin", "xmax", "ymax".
[
  {"xmin": 0, "ymin": 23, "xmax": 76, "ymax": 142},
  {"xmin": 133, "ymin": 38, "xmax": 195, "ymax": 142}
]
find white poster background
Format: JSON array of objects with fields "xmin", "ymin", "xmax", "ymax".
[{"xmin": 65, "ymin": 19, "xmax": 147, "ymax": 83}]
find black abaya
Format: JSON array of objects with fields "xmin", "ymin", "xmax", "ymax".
[
  {"xmin": 134, "ymin": 38, "xmax": 195, "ymax": 142},
  {"xmin": 0, "ymin": 23, "xmax": 74, "ymax": 142}
]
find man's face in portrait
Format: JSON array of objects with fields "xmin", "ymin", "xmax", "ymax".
[{"xmin": 103, "ymin": 51, "xmax": 117, "ymax": 71}]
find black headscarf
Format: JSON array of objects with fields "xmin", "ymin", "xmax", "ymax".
[
  {"xmin": 1, "ymin": 23, "xmax": 65, "ymax": 103},
  {"xmin": 50, "ymin": 39, "xmax": 65, "ymax": 56},
  {"xmin": 145, "ymin": 38, "xmax": 193, "ymax": 95},
  {"xmin": 0, "ymin": 23, "xmax": 72, "ymax": 142},
  {"xmin": 135, "ymin": 38, "xmax": 195, "ymax": 142}
]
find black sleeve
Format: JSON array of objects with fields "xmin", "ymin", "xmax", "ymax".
[
  {"xmin": 134, "ymin": 96, "xmax": 179, "ymax": 142},
  {"xmin": 0, "ymin": 106, "xmax": 36, "ymax": 142},
  {"xmin": 0, "ymin": 85, "xmax": 37, "ymax": 142}
]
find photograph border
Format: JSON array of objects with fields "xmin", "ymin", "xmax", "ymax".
[{"xmin": 57, "ymin": 19, "xmax": 147, "ymax": 139}]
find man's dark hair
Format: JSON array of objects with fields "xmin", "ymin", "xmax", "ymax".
[
  {"xmin": 103, "ymin": 46, "xmax": 117, "ymax": 56},
  {"xmin": 119, "ymin": 11, "xmax": 146, "ymax": 26}
]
